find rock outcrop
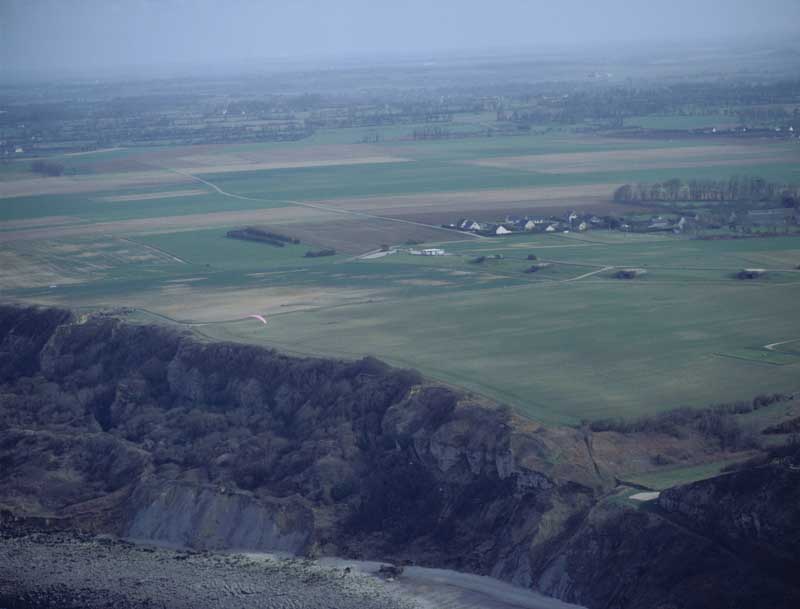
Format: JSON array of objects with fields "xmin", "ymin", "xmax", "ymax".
[
  {"xmin": 531, "ymin": 454, "xmax": 800, "ymax": 609},
  {"xmin": 127, "ymin": 482, "xmax": 313, "ymax": 553}
]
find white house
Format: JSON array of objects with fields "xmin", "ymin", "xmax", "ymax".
[
  {"xmin": 459, "ymin": 219, "xmax": 482, "ymax": 231},
  {"xmin": 523, "ymin": 220, "xmax": 537, "ymax": 231},
  {"xmin": 495, "ymin": 226, "xmax": 512, "ymax": 235},
  {"xmin": 421, "ymin": 248, "xmax": 446, "ymax": 256},
  {"xmin": 545, "ymin": 224, "xmax": 557, "ymax": 232}
]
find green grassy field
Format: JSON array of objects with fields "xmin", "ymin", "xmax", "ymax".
[
  {"xmin": 197, "ymin": 261, "xmax": 800, "ymax": 424},
  {"xmin": 72, "ymin": 227, "xmax": 796, "ymax": 425},
  {"xmin": 2, "ymin": 131, "xmax": 799, "ymax": 425},
  {"xmin": 623, "ymin": 458, "xmax": 751, "ymax": 491}
]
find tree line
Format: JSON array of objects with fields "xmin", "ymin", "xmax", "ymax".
[
  {"xmin": 613, "ymin": 176, "xmax": 800, "ymax": 204},
  {"xmin": 30, "ymin": 160, "xmax": 65, "ymax": 177},
  {"xmin": 588, "ymin": 393, "xmax": 794, "ymax": 452}
]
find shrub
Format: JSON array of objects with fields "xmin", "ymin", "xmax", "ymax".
[
  {"xmin": 226, "ymin": 227, "xmax": 300, "ymax": 247},
  {"xmin": 304, "ymin": 248, "xmax": 336, "ymax": 258},
  {"xmin": 330, "ymin": 478, "xmax": 357, "ymax": 501}
]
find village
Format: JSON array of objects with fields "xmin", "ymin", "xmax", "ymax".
[
  {"xmin": 441, "ymin": 202, "xmax": 800, "ymax": 238},
  {"xmin": 443, "ymin": 210, "xmax": 685, "ymax": 236}
]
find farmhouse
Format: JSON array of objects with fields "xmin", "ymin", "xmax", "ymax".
[
  {"xmin": 647, "ymin": 218, "xmax": 674, "ymax": 232},
  {"xmin": 525, "ymin": 262, "xmax": 552, "ymax": 273},
  {"xmin": 420, "ymin": 248, "xmax": 446, "ymax": 256},
  {"xmin": 737, "ymin": 268, "xmax": 766, "ymax": 279},
  {"xmin": 458, "ymin": 219, "xmax": 483, "ymax": 231},
  {"xmin": 615, "ymin": 268, "xmax": 647, "ymax": 279},
  {"xmin": 495, "ymin": 226, "xmax": 512, "ymax": 235}
]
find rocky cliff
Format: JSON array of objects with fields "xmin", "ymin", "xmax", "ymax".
[
  {"xmin": 532, "ymin": 453, "xmax": 800, "ymax": 609},
  {"xmin": 1, "ymin": 305, "xmax": 798, "ymax": 608}
]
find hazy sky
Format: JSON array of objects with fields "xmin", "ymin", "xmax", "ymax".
[{"xmin": 2, "ymin": 0, "xmax": 799, "ymax": 72}]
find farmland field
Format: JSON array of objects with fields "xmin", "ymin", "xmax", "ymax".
[{"xmin": 2, "ymin": 130, "xmax": 800, "ymax": 423}]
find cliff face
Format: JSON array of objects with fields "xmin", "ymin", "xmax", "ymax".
[
  {"xmin": 126, "ymin": 482, "xmax": 313, "ymax": 553},
  {"xmin": 532, "ymin": 456, "xmax": 800, "ymax": 609},
  {"xmin": 658, "ymin": 461, "xmax": 800, "ymax": 561},
  {"xmin": 1, "ymin": 305, "xmax": 798, "ymax": 609},
  {"xmin": 0, "ymin": 305, "xmax": 600, "ymax": 564}
]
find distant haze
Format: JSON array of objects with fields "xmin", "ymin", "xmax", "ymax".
[{"xmin": 2, "ymin": 0, "xmax": 799, "ymax": 75}]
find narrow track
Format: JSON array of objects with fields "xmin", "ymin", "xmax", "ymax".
[
  {"xmin": 168, "ymin": 167, "xmax": 482, "ymax": 239},
  {"xmin": 764, "ymin": 337, "xmax": 800, "ymax": 351}
]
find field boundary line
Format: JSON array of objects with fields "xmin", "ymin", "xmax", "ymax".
[
  {"xmin": 113, "ymin": 235, "xmax": 189, "ymax": 264},
  {"xmin": 562, "ymin": 266, "xmax": 614, "ymax": 282}
]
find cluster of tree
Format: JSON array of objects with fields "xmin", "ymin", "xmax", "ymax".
[
  {"xmin": 226, "ymin": 227, "xmax": 300, "ymax": 247},
  {"xmin": 304, "ymin": 248, "xmax": 336, "ymax": 258},
  {"xmin": 613, "ymin": 177, "xmax": 800, "ymax": 204},
  {"xmin": 359, "ymin": 131, "xmax": 383, "ymax": 143},
  {"xmin": 736, "ymin": 269, "xmax": 766, "ymax": 280},
  {"xmin": 30, "ymin": 160, "xmax": 65, "ymax": 177},
  {"xmin": 411, "ymin": 126, "xmax": 452, "ymax": 140},
  {"xmin": 306, "ymin": 109, "xmax": 452, "ymax": 130},
  {"xmin": 412, "ymin": 124, "xmax": 526, "ymax": 141},
  {"xmin": 736, "ymin": 106, "xmax": 799, "ymax": 124}
]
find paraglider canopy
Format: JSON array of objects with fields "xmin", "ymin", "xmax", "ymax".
[{"xmin": 248, "ymin": 314, "xmax": 268, "ymax": 325}]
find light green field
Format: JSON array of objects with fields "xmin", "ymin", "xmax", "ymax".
[{"xmin": 202, "ymin": 159, "xmax": 800, "ymax": 203}]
